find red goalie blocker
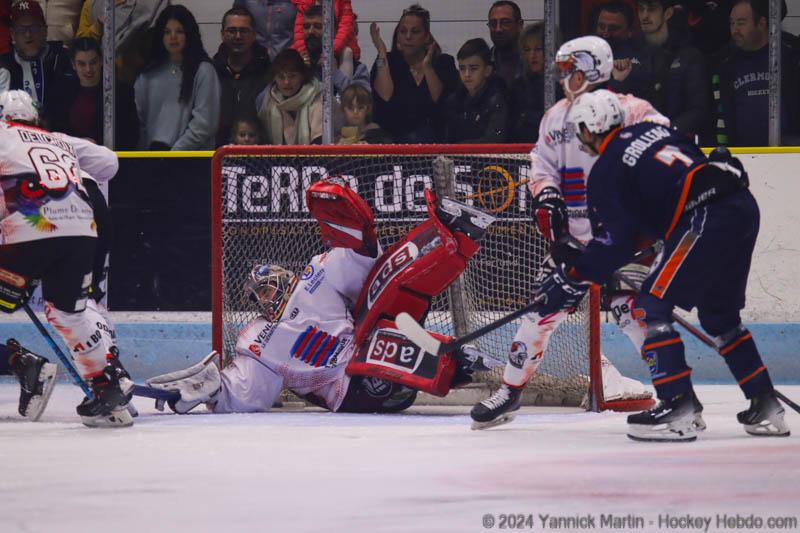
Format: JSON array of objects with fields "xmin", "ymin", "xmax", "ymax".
[
  {"xmin": 349, "ymin": 319, "xmax": 458, "ymax": 396},
  {"xmin": 346, "ymin": 189, "xmax": 481, "ymax": 396}
]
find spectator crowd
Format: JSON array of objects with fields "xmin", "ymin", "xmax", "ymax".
[{"xmin": 1, "ymin": 0, "xmax": 798, "ymax": 149}]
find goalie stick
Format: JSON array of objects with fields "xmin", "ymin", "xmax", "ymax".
[{"xmin": 396, "ymin": 243, "xmax": 659, "ymax": 357}]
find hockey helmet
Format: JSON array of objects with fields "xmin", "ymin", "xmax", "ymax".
[
  {"xmin": 567, "ymin": 89, "xmax": 624, "ymax": 136},
  {"xmin": 553, "ymin": 36, "xmax": 613, "ymax": 97},
  {"xmin": 244, "ymin": 264, "xmax": 296, "ymax": 321},
  {"xmin": 0, "ymin": 90, "xmax": 39, "ymax": 124}
]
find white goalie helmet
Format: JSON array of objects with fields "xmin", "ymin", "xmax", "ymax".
[
  {"xmin": 554, "ymin": 36, "xmax": 613, "ymax": 97},
  {"xmin": 244, "ymin": 264, "xmax": 297, "ymax": 321},
  {"xmin": 0, "ymin": 90, "xmax": 39, "ymax": 123},
  {"xmin": 567, "ymin": 89, "xmax": 625, "ymax": 135}
]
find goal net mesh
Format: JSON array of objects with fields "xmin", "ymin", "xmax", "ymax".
[{"xmin": 213, "ymin": 147, "xmax": 592, "ymax": 407}]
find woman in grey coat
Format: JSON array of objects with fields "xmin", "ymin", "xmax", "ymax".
[{"xmin": 134, "ymin": 4, "xmax": 220, "ymax": 150}]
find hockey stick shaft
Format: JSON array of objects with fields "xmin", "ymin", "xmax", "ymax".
[
  {"xmin": 127, "ymin": 383, "xmax": 180, "ymax": 402},
  {"xmin": 774, "ymin": 390, "xmax": 800, "ymax": 414},
  {"xmin": 23, "ymin": 303, "xmax": 93, "ymax": 399}
]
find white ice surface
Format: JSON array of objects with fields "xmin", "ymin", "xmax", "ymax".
[{"xmin": 1, "ymin": 383, "xmax": 799, "ymax": 533}]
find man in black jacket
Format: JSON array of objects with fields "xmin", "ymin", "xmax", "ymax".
[
  {"xmin": 711, "ymin": 0, "xmax": 800, "ymax": 146},
  {"xmin": 213, "ymin": 6, "xmax": 271, "ymax": 146},
  {"xmin": 609, "ymin": 0, "xmax": 708, "ymax": 138},
  {"xmin": 0, "ymin": 1, "xmax": 74, "ymax": 127}
]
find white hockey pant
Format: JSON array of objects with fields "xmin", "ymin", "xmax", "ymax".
[
  {"xmin": 44, "ymin": 299, "xmax": 116, "ymax": 379},
  {"xmin": 211, "ymin": 356, "xmax": 284, "ymax": 413},
  {"xmin": 502, "ymin": 293, "xmax": 645, "ymax": 388}
]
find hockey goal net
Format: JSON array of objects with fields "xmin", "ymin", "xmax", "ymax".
[{"xmin": 211, "ymin": 145, "xmax": 652, "ymax": 411}]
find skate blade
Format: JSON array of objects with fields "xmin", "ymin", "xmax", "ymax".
[
  {"xmin": 743, "ymin": 420, "xmax": 790, "ymax": 437},
  {"xmin": 627, "ymin": 422, "xmax": 697, "ymax": 442},
  {"xmin": 471, "ymin": 413, "xmax": 516, "ymax": 431},
  {"xmin": 81, "ymin": 407, "xmax": 134, "ymax": 428},
  {"xmin": 24, "ymin": 363, "xmax": 58, "ymax": 422}
]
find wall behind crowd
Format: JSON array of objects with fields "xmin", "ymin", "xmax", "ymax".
[{"xmin": 187, "ymin": 0, "xmax": 800, "ymax": 73}]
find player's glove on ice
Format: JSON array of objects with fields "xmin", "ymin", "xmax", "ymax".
[
  {"xmin": 535, "ymin": 263, "xmax": 590, "ymax": 316},
  {"xmin": 532, "ymin": 187, "xmax": 569, "ymax": 242}
]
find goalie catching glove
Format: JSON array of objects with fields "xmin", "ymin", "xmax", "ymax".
[
  {"xmin": 306, "ymin": 178, "xmax": 378, "ymax": 257},
  {"xmin": 534, "ymin": 263, "xmax": 591, "ymax": 316},
  {"xmin": 532, "ymin": 187, "xmax": 569, "ymax": 242}
]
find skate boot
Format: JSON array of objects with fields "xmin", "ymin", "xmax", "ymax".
[
  {"xmin": 627, "ymin": 389, "xmax": 704, "ymax": 442},
  {"xmin": 737, "ymin": 389, "xmax": 790, "ymax": 437},
  {"xmin": 470, "ymin": 384, "xmax": 522, "ymax": 430},
  {"xmin": 7, "ymin": 339, "xmax": 57, "ymax": 421},
  {"xmin": 76, "ymin": 348, "xmax": 134, "ymax": 428},
  {"xmin": 436, "ymin": 197, "xmax": 496, "ymax": 241}
]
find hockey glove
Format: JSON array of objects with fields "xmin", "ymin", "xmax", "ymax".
[
  {"xmin": 535, "ymin": 263, "xmax": 590, "ymax": 316},
  {"xmin": 306, "ymin": 178, "xmax": 378, "ymax": 257},
  {"xmin": 532, "ymin": 187, "xmax": 569, "ymax": 242}
]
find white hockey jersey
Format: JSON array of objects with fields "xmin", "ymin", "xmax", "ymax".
[
  {"xmin": 0, "ymin": 120, "xmax": 119, "ymax": 245},
  {"xmin": 234, "ymin": 247, "xmax": 378, "ymax": 411},
  {"xmin": 529, "ymin": 93, "xmax": 669, "ymax": 241}
]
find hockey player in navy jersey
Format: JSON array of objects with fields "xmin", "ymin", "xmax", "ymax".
[{"xmin": 533, "ymin": 89, "xmax": 790, "ymax": 441}]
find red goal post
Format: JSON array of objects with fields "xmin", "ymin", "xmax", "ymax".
[{"xmin": 211, "ymin": 144, "xmax": 652, "ymax": 411}]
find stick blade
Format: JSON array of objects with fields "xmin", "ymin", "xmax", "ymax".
[{"xmin": 395, "ymin": 312, "xmax": 442, "ymax": 355}]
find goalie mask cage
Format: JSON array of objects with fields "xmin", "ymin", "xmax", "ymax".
[{"xmin": 211, "ymin": 144, "xmax": 652, "ymax": 412}]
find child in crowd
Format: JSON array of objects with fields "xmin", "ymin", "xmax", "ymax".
[
  {"xmin": 443, "ymin": 38, "xmax": 509, "ymax": 144},
  {"xmin": 230, "ymin": 117, "xmax": 264, "ymax": 145},
  {"xmin": 336, "ymin": 84, "xmax": 392, "ymax": 144}
]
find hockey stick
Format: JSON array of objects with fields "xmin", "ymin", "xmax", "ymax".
[
  {"xmin": 397, "ymin": 244, "xmax": 658, "ymax": 356},
  {"xmin": 396, "ymin": 298, "xmax": 543, "ymax": 356},
  {"xmin": 22, "ymin": 303, "xmax": 146, "ymax": 416},
  {"xmin": 23, "ymin": 303, "xmax": 93, "ymax": 399}
]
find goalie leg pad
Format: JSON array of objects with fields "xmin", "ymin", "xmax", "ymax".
[
  {"xmin": 146, "ymin": 352, "xmax": 221, "ymax": 414},
  {"xmin": 347, "ymin": 319, "xmax": 458, "ymax": 397},
  {"xmin": 211, "ymin": 356, "xmax": 284, "ymax": 413}
]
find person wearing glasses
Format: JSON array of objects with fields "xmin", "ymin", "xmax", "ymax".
[
  {"xmin": 134, "ymin": 5, "xmax": 220, "ymax": 150},
  {"xmin": 0, "ymin": 1, "xmax": 75, "ymax": 128},
  {"xmin": 213, "ymin": 6, "xmax": 271, "ymax": 147},
  {"xmin": 487, "ymin": 1, "xmax": 524, "ymax": 88},
  {"xmin": 369, "ymin": 4, "xmax": 457, "ymax": 143}
]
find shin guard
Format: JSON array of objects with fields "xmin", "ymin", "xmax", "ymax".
[
  {"xmin": 716, "ymin": 327, "xmax": 773, "ymax": 398},
  {"xmin": 44, "ymin": 302, "xmax": 115, "ymax": 379},
  {"xmin": 642, "ymin": 329, "xmax": 693, "ymax": 399}
]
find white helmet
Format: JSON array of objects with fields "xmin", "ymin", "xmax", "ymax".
[
  {"xmin": 0, "ymin": 90, "xmax": 39, "ymax": 123},
  {"xmin": 244, "ymin": 263, "xmax": 296, "ymax": 321},
  {"xmin": 554, "ymin": 36, "xmax": 613, "ymax": 97},
  {"xmin": 567, "ymin": 89, "xmax": 624, "ymax": 135}
]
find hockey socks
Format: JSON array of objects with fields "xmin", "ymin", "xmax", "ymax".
[
  {"xmin": 716, "ymin": 328, "xmax": 773, "ymax": 399},
  {"xmin": 641, "ymin": 330, "xmax": 693, "ymax": 400}
]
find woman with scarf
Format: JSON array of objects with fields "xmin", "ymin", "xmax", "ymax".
[{"xmin": 256, "ymin": 48, "xmax": 322, "ymax": 145}]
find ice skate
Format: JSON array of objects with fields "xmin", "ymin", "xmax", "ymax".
[
  {"xmin": 470, "ymin": 384, "xmax": 522, "ymax": 430},
  {"xmin": 627, "ymin": 390, "xmax": 704, "ymax": 442},
  {"xmin": 7, "ymin": 339, "xmax": 58, "ymax": 421},
  {"xmin": 737, "ymin": 389, "xmax": 790, "ymax": 437},
  {"xmin": 77, "ymin": 348, "xmax": 134, "ymax": 428}
]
